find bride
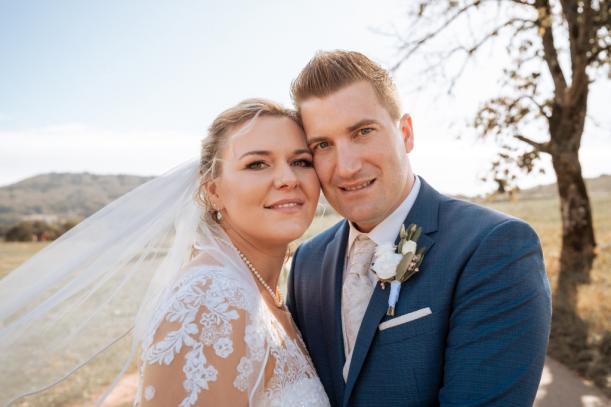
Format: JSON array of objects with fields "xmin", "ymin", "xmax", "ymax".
[{"xmin": 0, "ymin": 99, "xmax": 330, "ymax": 406}]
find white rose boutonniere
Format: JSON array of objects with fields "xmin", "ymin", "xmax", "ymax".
[
  {"xmin": 372, "ymin": 224, "xmax": 428, "ymax": 316},
  {"xmin": 372, "ymin": 245, "xmax": 402, "ymax": 280}
]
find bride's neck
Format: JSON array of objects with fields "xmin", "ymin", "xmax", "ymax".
[{"xmin": 221, "ymin": 224, "xmax": 287, "ymax": 289}]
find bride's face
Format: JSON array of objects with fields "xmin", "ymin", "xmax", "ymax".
[{"xmin": 211, "ymin": 116, "xmax": 320, "ymax": 246}]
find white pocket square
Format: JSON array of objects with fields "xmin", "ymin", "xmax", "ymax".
[{"xmin": 378, "ymin": 307, "xmax": 432, "ymax": 331}]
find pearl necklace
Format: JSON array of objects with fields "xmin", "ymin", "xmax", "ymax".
[{"xmin": 237, "ymin": 249, "xmax": 284, "ymax": 308}]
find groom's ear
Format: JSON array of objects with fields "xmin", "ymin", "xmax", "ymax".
[{"xmin": 399, "ymin": 114, "xmax": 414, "ymax": 154}]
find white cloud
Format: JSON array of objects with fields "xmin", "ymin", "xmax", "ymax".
[{"xmin": 0, "ymin": 124, "xmax": 201, "ymax": 186}]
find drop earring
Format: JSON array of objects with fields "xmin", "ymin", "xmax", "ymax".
[{"xmin": 212, "ymin": 203, "xmax": 223, "ymax": 222}]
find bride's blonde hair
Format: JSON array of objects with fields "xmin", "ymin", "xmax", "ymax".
[{"xmin": 197, "ymin": 98, "xmax": 300, "ymax": 222}]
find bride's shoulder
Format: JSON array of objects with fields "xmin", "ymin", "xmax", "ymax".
[
  {"xmin": 139, "ymin": 262, "xmax": 269, "ymax": 405},
  {"xmin": 168, "ymin": 262, "xmax": 257, "ymax": 305},
  {"xmin": 142, "ymin": 261, "xmax": 261, "ymax": 349}
]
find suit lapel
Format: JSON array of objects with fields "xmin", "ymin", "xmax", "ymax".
[
  {"xmin": 343, "ymin": 177, "xmax": 440, "ymax": 405},
  {"xmin": 343, "ymin": 280, "xmax": 389, "ymax": 402},
  {"xmin": 321, "ymin": 220, "xmax": 349, "ymax": 404}
]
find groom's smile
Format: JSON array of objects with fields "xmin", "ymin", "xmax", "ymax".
[
  {"xmin": 339, "ymin": 178, "xmax": 375, "ymax": 192},
  {"xmin": 300, "ymin": 80, "xmax": 415, "ymax": 232}
]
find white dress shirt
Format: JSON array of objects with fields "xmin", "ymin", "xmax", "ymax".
[{"xmin": 341, "ymin": 176, "xmax": 421, "ymax": 371}]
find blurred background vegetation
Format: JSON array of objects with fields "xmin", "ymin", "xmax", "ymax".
[{"xmin": 1, "ymin": 173, "xmax": 609, "ymax": 404}]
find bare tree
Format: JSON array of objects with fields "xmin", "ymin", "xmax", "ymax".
[{"xmin": 389, "ymin": 0, "xmax": 609, "ymax": 380}]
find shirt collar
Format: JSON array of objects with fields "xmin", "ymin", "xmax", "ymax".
[{"xmin": 347, "ymin": 175, "xmax": 421, "ymax": 250}]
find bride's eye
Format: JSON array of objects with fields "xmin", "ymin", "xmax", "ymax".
[
  {"xmin": 246, "ymin": 161, "xmax": 269, "ymax": 170},
  {"xmin": 292, "ymin": 159, "xmax": 313, "ymax": 168}
]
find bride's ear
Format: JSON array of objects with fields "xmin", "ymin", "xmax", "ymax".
[{"xmin": 203, "ymin": 180, "xmax": 224, "ymax": 211}]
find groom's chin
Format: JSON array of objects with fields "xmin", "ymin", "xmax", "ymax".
[{"xmin": 337, "ymin": 204, "xmax": 381, "ymax": 230}]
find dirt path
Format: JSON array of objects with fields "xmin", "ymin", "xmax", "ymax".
[
  {"xmin": 535, "ymin": 357, "xmax": 610, "ymax": 407},
  {"xmin": 92, "ymin": 357, "xmax": 609, "ymax": 406}
]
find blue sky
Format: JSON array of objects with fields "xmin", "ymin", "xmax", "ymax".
[
  {"xmin": 1, "ymin": 1, "xmax": 609, "ymax": 195},
  {"xmin": 1, "ymin": 1, "xmax": 400, "ymax": 131}
]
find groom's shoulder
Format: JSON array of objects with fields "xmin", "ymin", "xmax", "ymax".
[
  {"xmin": 438, "ymin": 193, "xmax": 533, "ymax": 235},
  {"xmin": 441, "ymin": 194, "xmax": 508, "ymax": 221},
  {"xmin": 421, "ymin": 177, "xmax": 527, "ymax": 232}
]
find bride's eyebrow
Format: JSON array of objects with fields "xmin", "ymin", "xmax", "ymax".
[
  {"xmin": 238, "ymin": 149, "xmax": 311, "ymax": 159},
  {"xmin": 239, "ymin": 150, "xmax": 271, "ymax": 159}
]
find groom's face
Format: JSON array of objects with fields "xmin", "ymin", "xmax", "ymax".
[{"xmin": 300, "ymin": 80, "xmax": 414, "ymax": 232}]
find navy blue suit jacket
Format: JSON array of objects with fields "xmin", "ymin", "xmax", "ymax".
[{"xmin": 287, "ymin": 177, "xmax": 551, "ymax": 406}]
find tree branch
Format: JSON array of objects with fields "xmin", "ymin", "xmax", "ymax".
[
  {"xmin": 534, "ymin": 0, "xmax": 568, "ymax": 95},
  {"xmin": 421, "ymin": 17, "xmax": 536, "ymax": 93},
  {"xmin": 560, "ymin": 0, "xmax": 596, "ymax": 104},
  {"xmin": 392, "ymin": 3, "xmax": 473, "ymax": 71},
  {"xmin": 510, "ymin": 94, "xmax": 551, "ymax": 119},
  {"xmin": 514, "ymin": 134, "xmax": 551, "ymax": 153},
  {"xmin": 588, "ymin": 42, "xmax": 611, "ymax": 64},
  {"xmin": 392, "ymin": 0, "xmax": 509, "ymax": 71},
  {"xmin": 559, "ymin": 0, "xmax": 581, "ymax": 64},
  {"xmin": 593, "ymin": 0, "xmax": 610, "ymax": 31}
]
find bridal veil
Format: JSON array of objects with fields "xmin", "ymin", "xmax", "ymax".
[{"xmin": 0, "ymin": 159, "xmax": 265, "ymax": 406}]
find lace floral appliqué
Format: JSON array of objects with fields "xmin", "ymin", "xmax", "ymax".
[{"xmin": 137, "ymin": 267, "xmax": 329, "ymax": 406}]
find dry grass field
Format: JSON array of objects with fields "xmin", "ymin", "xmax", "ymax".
[
  {"xmin": 1, "ymin": 192, "xmax": 609, "ymax": 404},
  {"xmin": 0, "ymin": 241, "xmax": 49, "ymax": 278}
]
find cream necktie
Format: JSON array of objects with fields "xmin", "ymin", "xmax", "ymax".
[{"xmin": 341, "ymin": 235, "xmax": 376, "ymax": 381}]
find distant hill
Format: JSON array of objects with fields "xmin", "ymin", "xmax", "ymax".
[
  {"xmin": 473, "ymin": 174, "xmax": 611, "ymax": 203},
  {"xmin": 0, "ymin": 172, "xmax": 608, "ymax": 227},
  {"xmin": 0, "ymin": 173, "xmax": 153, "ymax": 226}
]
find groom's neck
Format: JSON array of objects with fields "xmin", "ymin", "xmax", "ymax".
[{"xmin": 350, "ymin": 174, "xmax": 415, "ymax": 233}]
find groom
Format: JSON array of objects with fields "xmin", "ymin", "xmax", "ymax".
[{"xmin": 286, "ymin": 50, "xmax": 551, "ymax": 406}]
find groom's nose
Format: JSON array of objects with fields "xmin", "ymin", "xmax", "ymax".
[{"xmin": 334, "ymin": 143, "xmax": 362, "ymax": 179}]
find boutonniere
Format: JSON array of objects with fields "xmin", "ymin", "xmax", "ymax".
[{"xmin": 371, "ymin": 224, "xmax": 427, "ymax": 316}]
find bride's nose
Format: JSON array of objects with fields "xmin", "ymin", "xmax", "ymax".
[{"xmin": 273, "ymin": 163, "xmax": 299, "ymax": 189}]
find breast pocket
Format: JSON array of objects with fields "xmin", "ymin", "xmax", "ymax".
[{"xmin": 375, "ymin": 309, "xmax": 435, "ymax": 345}]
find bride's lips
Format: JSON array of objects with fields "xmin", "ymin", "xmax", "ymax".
[{"xmin": 264, "ymin": 198, "xmax": 305, "ymax": 213}]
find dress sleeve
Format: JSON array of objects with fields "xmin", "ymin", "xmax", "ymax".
[{"xmin": 138, "ymin": 269, "xmax": 266, "ymax": 407}]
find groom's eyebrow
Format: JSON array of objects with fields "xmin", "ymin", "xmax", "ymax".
[
  {"xmin": 347, "ymin": 119, "xmax": 378, "ymax": 132},
  {"xmin": 307, "ymin": 137, "xmax": 327, "ymax": 147}
]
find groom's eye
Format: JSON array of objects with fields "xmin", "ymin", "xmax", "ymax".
[
  {"xmin": 313, "ymin": 141, "xmax": 330, "ymax": 151},
  {"xmin": 358, "ymin": 127, "xmax": 374, "ymax": 136}
]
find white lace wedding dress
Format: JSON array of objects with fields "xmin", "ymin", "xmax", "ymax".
[{"xmin": 134, "ymin": 264, "xmax": 330, "ymax": 407}]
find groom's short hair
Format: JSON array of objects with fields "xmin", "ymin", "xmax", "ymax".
[{"xmin": 290, "ymin": 50, "xmax": 401, "ymax": 121}]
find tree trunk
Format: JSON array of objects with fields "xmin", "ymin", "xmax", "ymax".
[
  {"xmin": 547, "ymin": 98, "xmax": 596, "ymax": 367},
  {"xmin": 551, "ymin": 149, "xmax": 596, "ymax": 311},
  {"xmin": 548, "ymin": 79, "xmax": 596, "ymax": 313},
  {"xmin": 545, "ymin": 34, "xmax": 598, "ymax": 378},
  {"xmin": 548, "ymin": 146, "xmax": 595, "ymax": 370}
]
